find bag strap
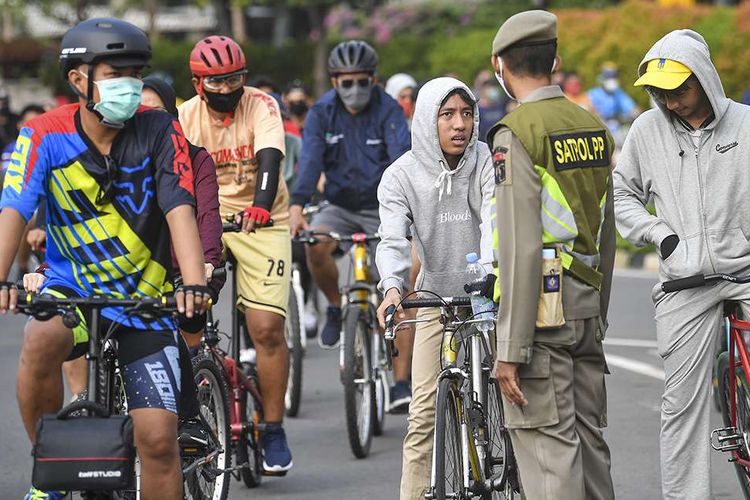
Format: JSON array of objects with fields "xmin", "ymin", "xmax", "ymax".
[{"xmin": 57, "ymin": 400, "xmax": 110, "ymax": 419}]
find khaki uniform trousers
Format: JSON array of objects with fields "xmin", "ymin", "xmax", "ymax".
[
  {"xmin": 400, "ymin": 307, "xmax": 443, "ymax": 500},
  {"xmin": 502, "ymin": 317, "xmax": 614, "ymax": 500}
]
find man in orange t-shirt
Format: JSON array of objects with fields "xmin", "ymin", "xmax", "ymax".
[{"xmin": 178, "ymin": 35, "xmax": 292, "ymax": 474}]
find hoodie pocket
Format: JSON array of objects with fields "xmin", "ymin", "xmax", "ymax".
[
  {"xmin": 710, "ymin": 227, "xmax": 750, "ymax": 271},
  {"xmin": 659, "ymin": 235, "xmax": 696, "ymax": 279}
]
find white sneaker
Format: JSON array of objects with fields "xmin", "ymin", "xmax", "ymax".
[{"xmin": 239, "ymin": 348, "xmax": 257, "ymax": 364}]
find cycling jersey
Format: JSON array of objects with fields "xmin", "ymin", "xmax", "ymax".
[
  {"xmin": 0, "ymin": 103, "xmax": 195, "ymax": 330},
  {"xmin": 178, "ymin": 87, "xmax": 288, "ymax": 221}
]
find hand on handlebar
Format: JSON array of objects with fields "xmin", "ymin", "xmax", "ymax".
[
  {"xmin": 288, "ymin": 204, "xmax": 309, "ymax": 237},
  {"xmin": 0, "ymin": 281, "xmax": 18, "ymax": 314},
  {"xmin": 378, "ymin": 288, "xmax": 404, "ymax": 329},
  {"xmin": 175, "ymin": 284, "xmax": 212, "ymax": 319},
  {"xmin": 23, "ymin": 273, "xmax": 46, "ymax": 294},
  {"xmin": 239, "ymin": 206, "xmax": 271, "ymax": 234}
]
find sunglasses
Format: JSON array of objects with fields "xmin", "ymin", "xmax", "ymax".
[
  {"xmin": 338, "ymin": 77, "xmax": 372, "ymax": 89},
  {"xmin": 96, "ymin": 155, "xmax": 117, "ymax": 205},
  {"xmin": 646, "ymin": 77, "xmax": 695, "ymax": 104},
  {"xmin": 202, "ymin": 70, "xmax": 247, "ymax": 92}
]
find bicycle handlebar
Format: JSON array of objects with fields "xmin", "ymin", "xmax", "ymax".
[
  {"xmin": 293, "ymin": 229, "xmax": 381, "ymax": 245},
  {"xmin": 15, "ymin": 292, "xmax": 179, "ymax": 315},
  {"xmin": 661, "ymin": 273, "xmax": 750, "ymax": 293},
  {"xmin": 222, "ymin": 214, "xmax": 274, "ymax": 234}
]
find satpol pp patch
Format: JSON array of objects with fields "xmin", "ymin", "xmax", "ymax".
[{"xmin": 493, "ymin": 146, "xmax": 509, "ymax": 185}]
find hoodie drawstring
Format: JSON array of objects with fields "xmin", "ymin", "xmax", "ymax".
[{"xmin": 434, "ymin": 159, "xmax": 464, "ymax": 201}]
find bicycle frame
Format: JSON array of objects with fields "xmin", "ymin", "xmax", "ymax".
[{"xmin": 725, "ymin": 311, "xmax": 750, "ymax": 468}]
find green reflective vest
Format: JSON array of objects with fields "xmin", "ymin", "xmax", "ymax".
[{"xmin": 489, "ymin": 96, "xmax": 613, "ymax": 301}]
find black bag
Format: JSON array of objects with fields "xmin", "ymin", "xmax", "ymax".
[{"xmin": 32, "ymin": 400, "xmax": 136, "ymax": 491}]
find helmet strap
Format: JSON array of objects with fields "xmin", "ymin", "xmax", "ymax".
[{"xmin": 85, "ymin": 64, "xmax": 97, "ymax": 113}]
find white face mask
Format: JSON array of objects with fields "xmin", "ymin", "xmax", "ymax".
[
  {"xmin": 495, "ymin": 56, "xmax": 558, "ymax": 102},
  {"xmin": 603, "ymin": 78, "xmax": 619, "ymax": 93}
]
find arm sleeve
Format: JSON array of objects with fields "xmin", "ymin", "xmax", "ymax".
[
  {"xmin": 0, "ymin": 126, "xmax": 48, "ymax": 222},
  {"xmin": 598, "ymin": 174, "xmax": 616, "ymax": 325},
  {"xmin": 292, "ymin": 107, "xmax": 327, "ymax": 207},
  {"xmin": 252, "ymin": 147, "xmax": 282, "ymax": 211},
  {"xmin": 612, "ymin": 128, "xmax": 675, "ymax": 249},
  {"xmin": 154, "ymin": 119, "xmax": 196, "ymax": 215},
  {"xmin": 384, "ymin": 106, "xmax": 411, "ymax": 163},
  {"xmin": 375, "ymin": 168, "xmax": 412, "ymax": 295},
  {"xmin": 493, "ymin": 128, "xmax": 542, "ymax": 364},
  {"xmin": 191, "ymin": 147, "xmax": 225, "ymax": 290}
]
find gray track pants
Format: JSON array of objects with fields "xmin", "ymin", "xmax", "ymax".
[{"xmin": 653, "ymin": 280, "xmax": 750, "ymax": 500}]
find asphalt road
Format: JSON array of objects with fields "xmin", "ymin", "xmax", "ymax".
[{"xmin": 0, "ymin": 271, "xmax": 742, "ymax": 499}]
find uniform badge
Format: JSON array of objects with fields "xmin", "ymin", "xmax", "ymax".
[
  {"xmin": 493, "ymin": 146, "xmax": 508, "ymax": 185},
  {"xmin": 543, "ymin": 274, "xmax": 560, "ymax": 293}
]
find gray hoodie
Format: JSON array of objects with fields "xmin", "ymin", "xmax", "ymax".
[
  {"xmin": 614, "ymin": 29, "xmax": 750, "ymax": 280},
  {"xmin": 376, "ymin": 77, "xmax": 494, "ymax": 297}
]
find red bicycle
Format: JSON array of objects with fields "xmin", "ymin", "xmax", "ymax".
[{"xmin": 662, "ymin": 273, "xmax": 750, "ymax": 498}]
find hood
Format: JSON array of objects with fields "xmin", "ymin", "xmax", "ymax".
[
  {"xmin": 637, "ymin": 29, "xmax": 730, "ymax": 128},
  {"xmin": 411, "ymin": 76, "xmax": 480, "ymax": 201}
]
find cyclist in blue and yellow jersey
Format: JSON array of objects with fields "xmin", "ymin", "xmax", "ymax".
[
  {"xmin": 0, "ymin": 18, "xmax": 211, "ymax": 500},
  {"xmin": 488, "ymin": 11, "xmax": 616, "ymax": 500}
]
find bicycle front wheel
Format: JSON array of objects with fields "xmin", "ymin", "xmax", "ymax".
[
  {"xmin": 483, "ymin": 377, "xmax": 519, "ymax": 499},
  {"xmin": 717, "ymin": 352, "xmax": 750, "ymax": 499},
  {"xmin": 285, "ymin": 288, "xmax": 303, "ymax": 417},
  {"xmin": 434, "ymin": 376, "xmax": 466, "ymax": 500},
  {"xmin": 185, "ymin": 354, "xmax": 231, "ymax": 500},
  {"xmin": 237, "ymin": 365, "xmax": 263, "ymax": 488},
  {"xmin": 343, "ymin": 307, "xmax": 374, "ymax": 459}
]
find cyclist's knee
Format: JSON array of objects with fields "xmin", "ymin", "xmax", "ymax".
[
  {"xmin": 247, "ymin": 312, "xmax": 285, "ymax": 350},
  {"xmin": 22, "ymin": 319, "xmax": 72, "ymax": 365},
  {"xmin": 132, "ymin": 409, "xmax": 179, "ymax": 463}
]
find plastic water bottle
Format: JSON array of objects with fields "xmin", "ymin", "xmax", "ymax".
[{"xmin": 466, "ymin": 252, "xmax": 495, "ymax": 333}]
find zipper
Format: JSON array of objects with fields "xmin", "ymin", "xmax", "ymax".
[
  {"xmin": 694, "ymin": 142, "xmax": 717, "ymax": 273},
  {"xmin": 350, "ymin": 112, "xmax": 361, "ymax": 211}
]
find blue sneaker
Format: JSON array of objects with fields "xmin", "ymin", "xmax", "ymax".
[
  {"xmin": 318, "ymin": 306, "xmax": 342, "ymax": 349},
  {"xmin": 261, "ymin": 424, "xmax": 293, "ymax": 475},
  {"xmin": 389, "ymin": 380, "xmax": 412, "ymax": 414},
  {"xmin": 23, "ymin": 487, "xmax": 67, "ymax": 500}
]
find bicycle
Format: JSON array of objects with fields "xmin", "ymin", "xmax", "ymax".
[
  {"xmin": 220, "ymin": 214, "xmax": 304, "ymax": 420},
  {"xmin": 662, "ymin": 273, "xmax": 750, "ymax": 499},
  {"xmin": 295, "ymin": 229, "xmax": 391, "ymax": 459},
  {"xmin": 384, "ymin": 286, "xmax": 519, "ymax": 499},
  {"xmin": 15, "ymin": 291, "xmax": 228, "ymax": 500}
]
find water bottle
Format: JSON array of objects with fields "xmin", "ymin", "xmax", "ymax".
[{"xmin": 466, "ymin": 252, "xmax": 495, "ymax": 333}]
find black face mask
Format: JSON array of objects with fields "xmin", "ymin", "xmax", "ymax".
[
  {"xmin": 288, "ymin": 100, "xmax": 308, "ymax": 117},
  {"xmin": 204, "ymin": 87, "xmax": 243, "ymax": 114}
]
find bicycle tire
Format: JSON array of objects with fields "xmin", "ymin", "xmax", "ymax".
[
  {"xmin": 285, "ymin": 289, "xmax": 304, "ymax": 417},
  {"xmin": 372, "ymin": 361, "xmax": 387, "ymax": 437},
  {"xmin": 434, "ymin": 376, "xmax": 466, "ymax": 500},
  {"xmin": 343, "ymin": 307, "xmax": 374, "ymax": 459},
  {"xmin": 717, "ymin": 352, "xmax": 750, "ymax": 500},
  {"xmin": 186, "ymin": 354, "xmax": 232, "ymax": 500},
  {"xmin": 483, "ymin": 377, "xmax": 519, "ymax": 499},
  {"xmin": 237, "ymin": 366, "xmax": 263, "ymax": 488}
]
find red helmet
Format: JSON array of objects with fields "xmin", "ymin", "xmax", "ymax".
[{"xmin": 189, "ymin": 35, "xmax": 246, "ymax": 77}]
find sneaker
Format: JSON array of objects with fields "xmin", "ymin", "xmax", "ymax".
[
  {"xmin": 318, "ymin": 306, "xmax": 342, "ymax": 349},
  {"xmin": 23, "ymin": 487, "xmax": 67, "ymax": 500},
  {"xmin": 239, "ymin": 347, "xmax": 257, "ymax": 364},
  {"xmin": 178, "ymin": 417, "xmax": 210, "ymax": 456},
  {"xmin": 261, "ymin": 424, "xmax": 293, "ymax": 475},
  {"xmin": 389, "ymin": 380, "xmax": 412, "ymax": 414},
  {"xmin": 304, "ymin": 311, "xmax": 318, "ymax": 339}
]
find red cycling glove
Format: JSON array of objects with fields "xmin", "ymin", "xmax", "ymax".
[{"xmin": 243, "ymin": 206, "xmax": 271, "ymax": 225}]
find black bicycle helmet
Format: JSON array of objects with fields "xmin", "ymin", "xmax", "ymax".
[
  {"xmin": 59, "ymin": 18, "xmax": 151, "ymax": 119},
  {"xmin": 59, "ymin": 18, "xmax": 151, "ymax": 79},
  {"xmin": 327, "ymin": 40, "xmax": 378, "ymax": 75}
]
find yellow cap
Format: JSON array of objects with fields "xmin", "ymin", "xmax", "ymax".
[{"xmin": 634, "ymin": 58, "xmax": 692, "ymax": 89}]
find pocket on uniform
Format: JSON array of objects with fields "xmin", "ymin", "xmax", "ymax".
[{"xmin": 503, "ymin": 347, "xmax": 559, "ymax": 429}]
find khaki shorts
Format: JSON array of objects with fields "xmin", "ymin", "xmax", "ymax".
[{"xmin": 222, "ymin": 224, "xmax": 291, "ymax": 317}]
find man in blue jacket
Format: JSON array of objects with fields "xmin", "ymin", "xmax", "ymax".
[{"xmin": 289, "ymin": 39, "xmax": 411, "ymax": 402}]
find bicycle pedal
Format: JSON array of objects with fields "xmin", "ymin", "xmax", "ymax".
[{"xmin": 711, "ymin": 427, "xmax": 744, "ymax": 452}]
